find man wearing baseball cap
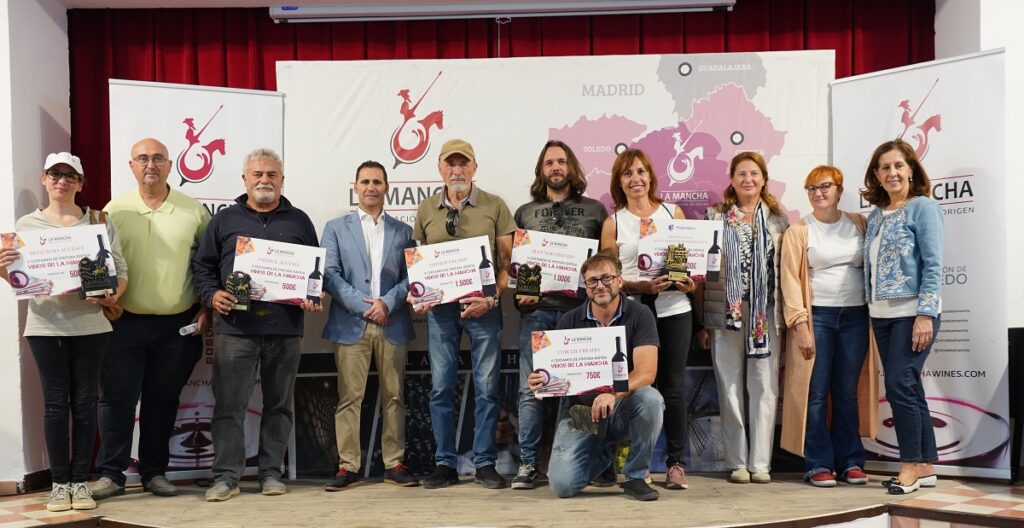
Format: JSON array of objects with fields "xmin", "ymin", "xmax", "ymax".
[{"xmin": 411, "ymin": 138, "xmax": 516, "ymax": 489}]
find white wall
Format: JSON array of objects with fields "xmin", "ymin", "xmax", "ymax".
[
  {"xmin": 0, "ymin": 0, "xmax": 71, "ymax": 483},
  {"xmin": 937, "ymin": 0, "xmax": 1024, "ymax": 328},
  {"xmin": 935, "ymin": 0, "xmax": 980, "ymax": 58}
]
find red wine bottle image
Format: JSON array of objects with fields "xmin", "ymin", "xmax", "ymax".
[
  {"xmin": 706, "ymin": 230, "xmax": 721, "ymax": 282},
  {"xmin": 306, "ymin": 256, "xmax": 322, "ymax": 303},
  {"xmin": 612, "ymin": 336, "xmax": 629, "ymax": 392},
  {"xmin": 96, "ymin": 234, "xmax": 117, "ymax": 291},
  {"xmin": 577, "ymin": 247, "xmax": 595, "ymax": 295},
  {"xmin": 479, "ymin": 245, "xmax": 497, "ymax": 297}
]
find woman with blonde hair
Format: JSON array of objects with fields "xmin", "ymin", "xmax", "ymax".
[{"xmin": 697, "ymin": 151, "xmax": 788, "ymax": 484}]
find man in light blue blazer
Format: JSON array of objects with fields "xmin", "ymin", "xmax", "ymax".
[{"xmin": 321, "ymin": 161, "xmax": 416, "ymax": 490}]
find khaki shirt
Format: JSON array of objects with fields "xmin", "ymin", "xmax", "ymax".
[
  {"xmin": 413, "ymin": 184, "xmax": 516, "ymax": 266},
  {"xmin": 104, "ymin": 188, "xmax": 209, "ymax": 314}
]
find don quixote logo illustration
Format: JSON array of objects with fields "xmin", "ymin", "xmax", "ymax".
[
  {"xmin": 177, "ymin": 105, "xmax": 227, "ymax": 186},
  {"xmin": 897, "ymin": 79, "xmax": 942, "ymax": 160},
  {"xmin": 390, "ymin": 71, "xmax": 445, "ymax": 169}
]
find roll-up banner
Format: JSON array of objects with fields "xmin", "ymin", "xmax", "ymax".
[
  {"xmin": 108, "ymin": 80, "xmax": 284, "ymax": 479},
  {"xmin": 832, "ymin": 50, "xmax": 1009, "ymax": 479}
]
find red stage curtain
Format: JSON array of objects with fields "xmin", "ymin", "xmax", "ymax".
[{"xmin": 68, "ymin": 0, "xmax": 934, "ymax": 208}]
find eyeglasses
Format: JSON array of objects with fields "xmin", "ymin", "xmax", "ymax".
[
  {"xmin": 583, "ymin": 274, "xmax": 618, "ymax": 288},
  {"xmin": 46, "ymin": 170, "xmax": 82, "ymax": 184},
  {"xmin": 805, "ymin": 181, "xmax": 835, "ymax": 195},
  {"xmin": 133, "ymin": 155, "xmax": 169, "ymax": 166},
  {"xmin": 551, "ymin": 201, "xmax": 565, "ymax": 227},
  {"xmin": 445, "ymin": 207, "xmax": 459, "ymax": 237}
]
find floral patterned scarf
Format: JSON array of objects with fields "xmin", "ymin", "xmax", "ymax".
[{"xmin": 723, "ymin": 202, "xmax": 772, "ymax": 358}]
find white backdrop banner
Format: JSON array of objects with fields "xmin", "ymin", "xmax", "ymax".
[
  {"xmin": 278, "ymin": 51, "xmax": 834, "ymax": 355},
  {"xmin": 278, "ymin": 51, "xmax": 833, "ymax": 225},
  {"xmin": 108, "ymin": 80, "xmax": 284, "ymax": 475},
  {"xmin": 832, "ymin": 50, "xmax": 1009, "ymax": 479}
]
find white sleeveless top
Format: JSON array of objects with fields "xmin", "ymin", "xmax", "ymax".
[{"xmin": 614, "ymin": 205, "xmax": 692, "ymax": 318}]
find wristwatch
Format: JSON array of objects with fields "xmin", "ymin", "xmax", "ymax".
[{"xmin": 489, "ymin": 295, "xmax": 501, "ymax": 309}]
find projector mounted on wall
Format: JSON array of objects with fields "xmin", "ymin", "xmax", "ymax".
[{"xmin": 270, "ymin": 1, "xmax": 736, "ymax": 23}]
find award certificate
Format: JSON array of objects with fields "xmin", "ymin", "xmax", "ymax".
[
  {"xmin": 636, "ymin": 218, "xmax": 721, "ymax": 280},
  {"xmin": 2, "ymin": 224, "xmax": 115, "ymax": 300},
  {"xmin": 232, "ymin": 236, "xmax": 327, "ymax": 305},
  {"xmin": 531, "ymin": 326, "xmax": 626, "ymax": 398},
  {"xmin": 405, "ymin": 235, "xmax": 492, "ymax": 306},
  {"xmin": 508, "ymin": 229, "xmax": 598, "ymax": 296}
]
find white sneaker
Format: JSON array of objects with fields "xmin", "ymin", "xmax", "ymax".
[
  {"xmin": 47, "ymin": 483, "xmax": 72, "ymax": 512},
  {"xmin": 71, "ymin": 482, "xmax": 97, "ymax": 510}
]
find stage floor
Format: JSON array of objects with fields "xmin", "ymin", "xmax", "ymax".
[{"xmin": 1, "ymin": 473, "xmax": 1021, "ymax": 527}]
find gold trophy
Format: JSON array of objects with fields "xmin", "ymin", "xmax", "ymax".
[{"xmin": 665, "ymin": 243, "xmax": 690, "ymax": 282}]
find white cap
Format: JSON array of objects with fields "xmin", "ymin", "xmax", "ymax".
[{"xmin": 43, "ymin": 152, "xmax": 83, "ymax": 176}]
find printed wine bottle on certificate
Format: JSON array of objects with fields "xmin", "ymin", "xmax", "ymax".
[
  {"xmin": 479, "ymin": 244, "xmax": 497, "ymax": 297},
  {"xmin": 576, "ymin": 247, "xmax": 594, "ymax": 297},
  {"xmin": 306, "ymin": 256, "xmax": 322, "ymax": 304},
  {"xmin": 612, "ymin": 336, "xmax": 629, "ymax": 393},
  {"xmin": 706, "ymin": 229, "xmax": 721, "ymax": 282}
]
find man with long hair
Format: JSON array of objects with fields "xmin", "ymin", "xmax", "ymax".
[{"xmin": 511, "ymin": 140, "xmax": 608, "ymax": 489}]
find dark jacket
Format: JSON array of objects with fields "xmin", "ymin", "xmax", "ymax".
[{"xmin": 192, "ymin": 194, "xmax": 319, "ymax": 336}]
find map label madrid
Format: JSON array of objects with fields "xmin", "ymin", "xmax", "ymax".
[{"xmin": 582, "ymin": 83, "xmax": 646, "ymax": 97}]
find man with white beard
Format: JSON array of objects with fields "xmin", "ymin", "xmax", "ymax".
[{"xmin": 191, "ymin": 148, "xmax": 322, "ymax": 501}]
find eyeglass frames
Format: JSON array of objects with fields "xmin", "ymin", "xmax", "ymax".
[
  {"xmin": 583, "ymin": 274, "xmax": 618, "ymax": 288},
  {"xmin": 133, "ymin": 155, "xmax": 170, "ymax": 166},
  {"xmin": 46, "ymin": 170, "xmax": 82, "ymax": 184}
]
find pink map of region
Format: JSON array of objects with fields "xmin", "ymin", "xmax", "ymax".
[
  {"xmin": 555, "ymin": 83, "xmax": 790, "ymax": 219},
  {"xmin": 549, "ymin": 114, "xmax": 648, "ymax": 214}
]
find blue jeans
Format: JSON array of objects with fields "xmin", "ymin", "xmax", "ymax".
[
  {"xmin": 804, "ymin": 305, "xmax": 868, "ymax": 476},
  {"xmin": 517, "ymin": 309, "xmax": 564, "ymax": 466},
  {"xmin": 872, "ymin": 315, "xmax": 941, "ymax": 463},
  {"xmin": 427, "ymin": 304, "xmax": 503, "ymax": 469},
  {"xmin": 548, "ymin": 387, "xmax": 664, "ymax": 498}
]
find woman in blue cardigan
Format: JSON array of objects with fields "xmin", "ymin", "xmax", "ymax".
[{"xmin": 860, "ymin": 139, "xmax": 943, "ymax": 495}]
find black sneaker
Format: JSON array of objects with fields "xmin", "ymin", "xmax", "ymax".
[
  {"xmin": 383, "ymin": 464, "xmax": 419, "ymax": 487},
  {"xmin": 511, "ymin": 463, "xmax": 538, "ymax": 490},
  {"xmin": 591, "ymin": 463, "xmax": 617, "ymax": 487},
  {"xmin": 473, "ymin": 464, "xmax": 507, "ymax": 489},
  {"xmin": 622, "ymin": 478, "xmax": 659, "ymax": 501},
  {"xmin": 423, "ymin": 465, "xmax": 459, "ymax": 489},
  {"xmin": 323, "ymin": 468, "xmax": 360, "ymax": 491}
]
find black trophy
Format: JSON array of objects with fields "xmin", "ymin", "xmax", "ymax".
[
  {"xmin": 79, "ymin": 233, "xmax": 116, "ymax": 299},
  {"xmin": 665, "ymin": 243, "xmax": 690, "ymax": 282},
  {"xmin": 225, "ymin": 271, "xmax": 252, "ymax": 311},
  {"xmin": 515, "ymin": 263, "xmax": 542, "ymax": 303}
]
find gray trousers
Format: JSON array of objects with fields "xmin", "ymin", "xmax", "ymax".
[{"xmin": 211, "ymin": 334, "xmax": 302, "ymax": 484}]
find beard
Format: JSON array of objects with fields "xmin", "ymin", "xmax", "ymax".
[
  {"xmin": 448, "ymin": 181, "xmax": 470, "ymax": 193},
  {"xmin": 253, "ymin": 187, "xmax": 276, "ymax": 204},
  {"xmin": 544, "ymin": 173, "xmax": 570, "ymax": 191}
]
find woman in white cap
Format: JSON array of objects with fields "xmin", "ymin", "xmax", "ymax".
[{"xmin": 0, "ymin": 153, "xmax": 127, "ymax": 512}]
